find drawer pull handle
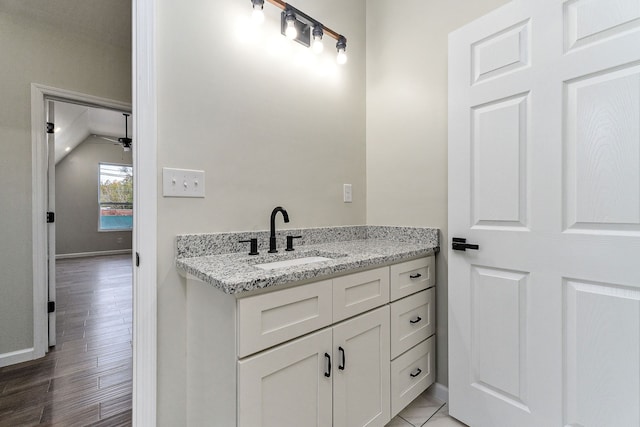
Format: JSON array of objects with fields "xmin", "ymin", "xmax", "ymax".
[
  {"xmin": 409, "ymin": 273, "xmax": 422, "ymax": 279},
  {"xmin": 324, "ymin": 353, "xmax": 332, "ymax": 378},
  {"xmin": 410, "ymin": 368, "xmax": 422, "ymax": 378},
  {"xmin": 410, "ymin": 316, "xmax": 422, "ymax": 324},
  {"xmin": 338, "ymin": 346, "xmax": 346, "ymax": 370}
]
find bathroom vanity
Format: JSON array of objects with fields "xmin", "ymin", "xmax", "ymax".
[{"xmin": 176, "ymin": 226, "xmax": 438, "ymax": 427}]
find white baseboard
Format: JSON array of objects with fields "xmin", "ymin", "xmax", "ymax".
[
  {"xmin": 56, "ymin": 249, "xmax": 132, "ymax": 259},
  {"xmin": 426, "ymin": 382, "xmax": 449, "ymax": 403},
  {"xmin": 0, "ymin": 348, "xmax": 35, "ymax": 368}
]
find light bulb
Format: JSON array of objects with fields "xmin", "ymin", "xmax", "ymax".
[
  {"xmin": 312, "ymin": 25, "xmax": 324, "ymax": 54},
  {"xmin": 336, "ymin": 36, "xmax": 347, "ymax": 65},
  {"xmin": 312, "ymin": 35, "xmax": 324, "ymax": 53},
  {"xmin": 336, "ymin": 48, "xmax": 347, "ymax": 65},
  {"xmin": 251, "ymin": 8, "xmax": 264, "ymax": 24},
  {"xmin": 285, "ymin": 17, "xmax": 297, "ymax": 39}
]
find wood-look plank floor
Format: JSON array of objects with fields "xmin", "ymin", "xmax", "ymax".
[{"xmin": 0, "ymin": 254, "xmax": 132, "ymax": 426}]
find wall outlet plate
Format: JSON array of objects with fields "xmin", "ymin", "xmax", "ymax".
[
  {"xmin": 343, "ymin": 184, "xmax": 352, "ymax": 203},
  {"xmin": 162, "ymin": 168, "xmax": 205, "ymax": 198}
]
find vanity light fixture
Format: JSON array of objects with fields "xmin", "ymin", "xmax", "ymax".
[{"xmin": 250, "ymin": 0, "xmax": 347, "ymax": 64}]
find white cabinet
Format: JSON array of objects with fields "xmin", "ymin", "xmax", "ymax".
[
  {"xmin": 238, "ymin": 306, "xmax": 390, "ymax": 427},
  {"xmin": 186, "ymin": 255, "xmax": 435, "ymax": 427},
  {"xmin": 333, "ymin": 307, "xmax": 390, "ymax": 427},
  {"xmin": 238, "ymin": 329, "xmax": 333, "ymax": 427}
]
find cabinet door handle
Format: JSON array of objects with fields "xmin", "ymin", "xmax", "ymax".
[
  {"xmin": 324, "ymin": 353, "xmax": 331, "ymax": 378},
  {"xmin": 338, "ymin": 346, "xmax": 346, "ymax": 370},
  {"xmin": 410, "ymin": 316, "xmax": 422, "ymax": 324},
  {"xmin": 409, "ymin": 273, "xmax": 422, "ymax": 279},
  {"xmin": 410, "ymin": 368, "xmax": 422, "ymax": 378}
]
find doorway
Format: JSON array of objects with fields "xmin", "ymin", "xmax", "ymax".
[
  {"xmin": 48, "ymin": 100, "xmax": 134, "ymax": 347},
  {"xmin": 0, "ymin": 87, "xmax": 137, "ymax": 424}
]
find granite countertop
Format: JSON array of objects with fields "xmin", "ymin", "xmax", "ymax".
[{"xmin": 176, "ymin": 238, "xmax": 438, "ymax": 295}]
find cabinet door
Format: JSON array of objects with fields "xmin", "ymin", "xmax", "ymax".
[
  {"xmin": 333, "ymin": 266, "xmax": 390, "ymax": 322},
  {"xmin": 333, "ymin": 306, "xmax": 391, "ymax": 427},
  {"xmin": 238, "ymin": 328, "xmax": 332, "ymax": 427}
]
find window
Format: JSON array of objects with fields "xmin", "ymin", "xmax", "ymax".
[{"xmin": 99, "ymin": 163, "xmax": 133, "ymax": 231}]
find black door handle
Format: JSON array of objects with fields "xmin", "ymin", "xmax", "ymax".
[
  {"xmin": 452, "ymin": 237, "xmax": 479, "ymax": 251},
  {"xmin": 324, "ymin": 353, "xmax": 331, "ymax": 377},
  {"xmin": 410, "ymin": 368, "xmax": 422, "ymax": 378},
  {"xmin": 409, "ymin": 273, "xmax": 422, "ymax": 279},
  {"xmin": 410, "ymin": 316, "xmax": 422, "ymax": 324},
  {"xmin": 338, "ymin": 346, "xmax": 345, "ymax": 370}
]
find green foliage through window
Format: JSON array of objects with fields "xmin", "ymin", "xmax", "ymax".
[{"xmin": 99, "ymin": 163, "xmax": 133, "ymax": 231}]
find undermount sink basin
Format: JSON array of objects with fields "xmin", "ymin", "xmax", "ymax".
[{"xmin": 254, "ymin": 256, "xmax": 333, "ymax": 270}]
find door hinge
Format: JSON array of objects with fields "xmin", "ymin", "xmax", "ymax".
[
  {"xmin": 48, "ymin": 301, "xmax": 56, "ymax": 313},
  {"xmin": 136, "ymin": 252, "xmax": 140, "ymax": 267},
  {"xmin": 46, "ymin": 122, "xmax": 55, "ymax": 134},
  {"xmin": 46, "ymin": 212, "xmax": 55, "ymax": 223}
]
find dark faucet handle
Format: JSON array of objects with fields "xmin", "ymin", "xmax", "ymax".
[
  {"xmin": 285, "ymin": 235, "xmax": 302, "ymax": 251},
  {"xmin": 239, "ymin": 238, "xmax": 259, "ymax": 256}
]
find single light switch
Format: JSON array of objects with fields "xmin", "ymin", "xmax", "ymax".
[{"xmin": 163, "ymin": 167, "xmax": 205, "ymax": 198}]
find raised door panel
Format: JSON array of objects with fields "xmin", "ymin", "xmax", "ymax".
[
  {"xmin": 390, "ymin": 257, "xmax": 434, "ymax": 301},
  {"xmin": 472, "ymin": 20, "xmax": 531, "ymax": 84},
  {"xmin": 471, "ymin": 266, "xmax": 529, "ymax": 413},
  {"xmin": 237, "ymin": 328, "xmax": 332, "ymax": 427},
  {"xmin": 333, "ymin": 306, "xmax": 390, "ymax": 427},
  {"xmin": 471, "ymin": 93, "xmax": 529, "ymax": 230},
  {"xmin": 564, "ymin": 279, "xmax": 640, "ymax": 426},
  {"xmin": 237, "ymin": 279, "xmax": 333, "ymax": 357},
  {"xmin": 390, "ymin": 288, "xmax": 435, "ymax": 359},
  {"xmin": 564, "ymin": 0, "xmax": 640, "ymax": 52},
  {"xmin": 563, "ymin": 63, "xmax": 640, "ymax": 233},
  {"xmin": 333, "ymin": 267, "xmax": 389, "ymax": 322}
]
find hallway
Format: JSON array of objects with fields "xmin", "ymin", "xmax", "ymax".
[{"xmin": 0, "ymin": 254, "xmax": 132, "ymax": 425}]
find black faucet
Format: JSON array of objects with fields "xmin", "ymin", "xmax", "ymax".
[{"xmin": 269, "ymin": 206, "xmax": 289, "ymax": 253}]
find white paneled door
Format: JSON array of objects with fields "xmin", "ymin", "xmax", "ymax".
[{"xmin": 448, "ymin": 1, "xmax": 640, "ymax": 426}]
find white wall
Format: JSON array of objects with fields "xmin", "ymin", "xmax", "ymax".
[
  {"xmin": 55, "ymin": 137, "xmax": 133, "ymax": 256},
  {"xmin": 0, "ymin": 6, "xmax": 130, "ymax": 356},
  {"xmin": 156, "ymin": 0, "xmax": 366, "ymax": 423},
  {"xmin": 366, "ymin": 0, "xmax": 510, "ymax": 386}
]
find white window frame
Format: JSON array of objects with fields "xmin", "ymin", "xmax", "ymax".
[{"xmin": 98, "ymin": 162, "xmax": 134, "ymax": 232}]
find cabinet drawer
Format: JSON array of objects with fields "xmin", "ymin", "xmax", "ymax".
[
  {"xmin": 333, "ymin": 267, "xmax": 390, "ymax": 322},
  {"xmin": 237, "ymin": 280, "xmax": 333, "ymax": 358},
  {"xmin": 390, "ymin": 257, "xmax": 434, "ymax": 301},
  {"xmin": 391, "ymin": 336, "xmax": 435, "ymax": 418},
  {"xmin": 390, "ymin": 288, "xmax": 435, "ymax": 359}
]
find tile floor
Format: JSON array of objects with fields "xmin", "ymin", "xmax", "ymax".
[{"xmin": 385, "ymin": 391, "xmax": 467, "ymax": 427}]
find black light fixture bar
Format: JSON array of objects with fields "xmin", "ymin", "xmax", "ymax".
[{"xmin": 264, "ymin": 0, "xmax": 346, "ymax": 44}]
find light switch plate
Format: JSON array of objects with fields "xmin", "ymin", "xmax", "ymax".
[
  {"xmin": 163, "ymin": 168, "xmax": 205, "ymax": 198},
  {"xmin": 343, "ymin": 184, "xmax": 352, "ymax": 203}
]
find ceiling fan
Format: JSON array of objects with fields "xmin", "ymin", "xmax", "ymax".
[{"xmin": 93, "ymin": 113, "xmax": 132, "ymax": 151}]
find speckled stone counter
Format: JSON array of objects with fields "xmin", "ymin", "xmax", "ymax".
[{"xmin": 176, "ymin": 226, "xmax": 439, "ymax": 295}]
